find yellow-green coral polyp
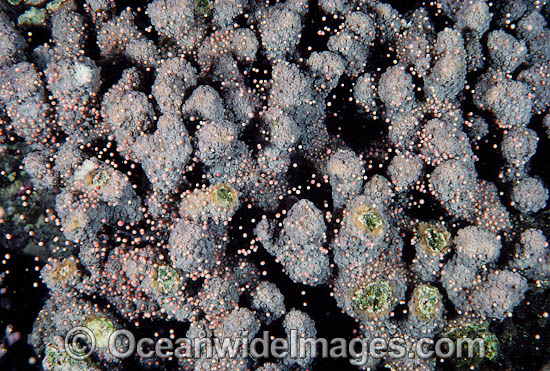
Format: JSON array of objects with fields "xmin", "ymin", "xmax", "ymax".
[
  {"xmin": 353, "ymin": 280, "xmax": 394, "ymax": 317},
  {"xmin": 413, "ymin": 284, "xmax": 441, "ymax": 321},
  {"xmin": 211, "ymin": 183, "xmax": 238, "ymax": 209},
  {"xmin": 418, "ymin": 222, "xmax": 450, "ymax": 254},
  {"xmin": 155, "ymin": 265, "xmax": 180, "ymax": 293},
  {"xmin": 84, "ymin": 316, "xmax": 114, "ymax": 349},
  {"xmin": 355, "ymin": 206, "xmax": 385, "ymax": 236}
]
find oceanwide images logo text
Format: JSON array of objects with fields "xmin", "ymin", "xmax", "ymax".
[{"xmin": 64, "ymin": 327, "xmax": 487, "ymax": 366}]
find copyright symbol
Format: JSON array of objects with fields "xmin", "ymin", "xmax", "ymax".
[{"xmin": 64, "ymin": 327, "xmax": 96, "ymax": 360}]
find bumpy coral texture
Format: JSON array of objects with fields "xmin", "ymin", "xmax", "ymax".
[{"xmin": 0, "ymin": 1, "xmax": 549, "ymax": 371}]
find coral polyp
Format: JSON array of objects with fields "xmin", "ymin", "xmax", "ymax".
[
  {"xmin": 353, "ymin": 280, "xmax": 394, "ymax": 317},
  {"xmin": 419, "ymin": 222, "xmax": 451, "ymax": 255},
  {"xmin": 412, "ymin": 284, "xmax": 442, "ymax": 322},
  {"xmin": 84, "ymin": 316, "xmax": 115, "ymax": 349},
  {"xmin": 211, "ymin": 183, "xmax": 238, "ymax": 209},
  {"xmin": 353, "ymin": 204, "xmax": 386, "ymax": 238},
  {"xmin": 357, "ymin": 209, "xmax": 383, "ymax": 232},
  {"xmin": 153, "ymin": 264, "xmax": 181, "ymax": 294}
]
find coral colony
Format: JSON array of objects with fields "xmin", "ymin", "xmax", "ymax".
[{"xmin": 1, "ymin": 0, "xmax": 550, "ymax": 370}]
